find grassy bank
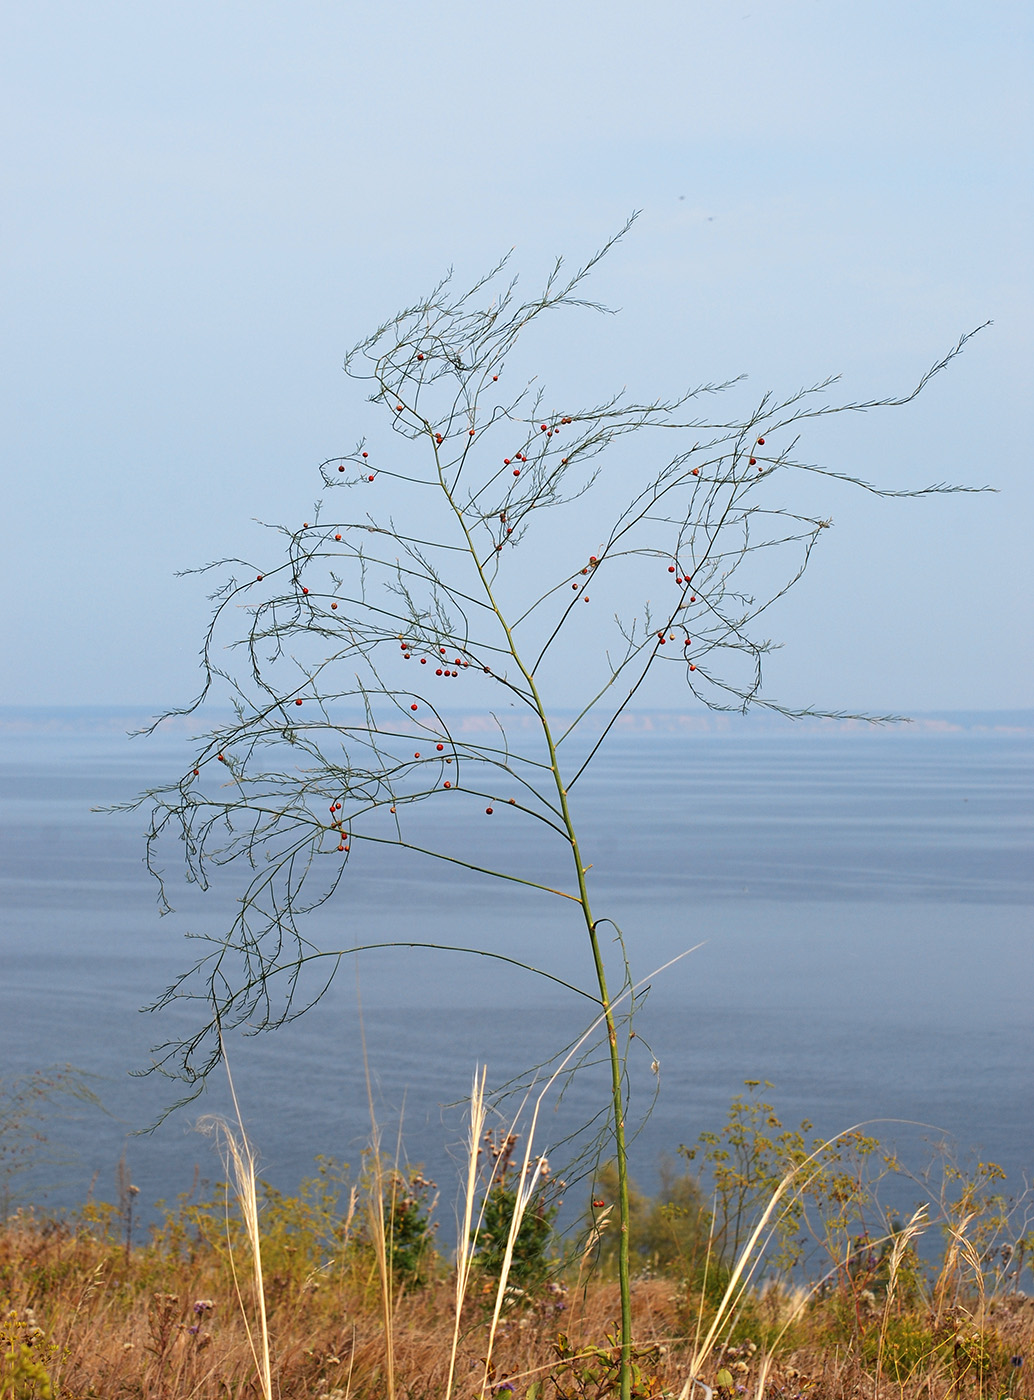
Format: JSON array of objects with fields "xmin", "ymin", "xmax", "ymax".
[{"xmin": 2, "ymin": 1090, "xmax": 1031, "ymax": 1399}]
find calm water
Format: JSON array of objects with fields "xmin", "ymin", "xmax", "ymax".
[{"xmin": 1, "ymin": 711, "xmax": 1031, "ymax": 1232}]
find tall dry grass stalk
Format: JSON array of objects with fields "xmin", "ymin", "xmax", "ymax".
[
  {"xmin": 196, "ymin": 1043, "xmax": 273, "ymax": 1400},
  {"xmin": 445, "ymin": 1067, "xmax": 488, "ymax": 1400},
  {"xmin": 678, "ymin": 1119, "xmax": 912, "ymax": 1400},
  {"xmin": 359, "ymin": 991, "xmax": 396, "ymax": 1400}
]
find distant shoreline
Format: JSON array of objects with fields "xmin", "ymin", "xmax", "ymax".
[{"xmin": 1, "ymin": 704, "xmax": 1031, "ymax": 738}]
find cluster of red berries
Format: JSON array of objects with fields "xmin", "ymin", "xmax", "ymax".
[{"xmin": 398, "ymin": 639, "xmax": 470, "ymax": 678}]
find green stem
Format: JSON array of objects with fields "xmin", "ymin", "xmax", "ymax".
[{"xmin": 436, "ymin": 459, "xmax": 635, "ymax": 1400}]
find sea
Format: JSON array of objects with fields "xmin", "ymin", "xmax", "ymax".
[{"xmin": 1, "ymin": 705, "xmax": 1031, "ymax": 1247}]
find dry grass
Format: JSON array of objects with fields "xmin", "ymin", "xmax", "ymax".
[{"xmin": 2, "ymin": 1193, "xmax": 1031, "ymax": 1400}]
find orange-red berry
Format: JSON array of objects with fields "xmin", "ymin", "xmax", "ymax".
[
  {"xmin": 295, "ymin": 698, "xmax": 303, "ymax": 706},
  {"xmin": 436, "ymin": 743, "xmax": 444, "ymax": 751},
  {"xmin": 411, "ymin": 703, "xmax": 418, "ymax": 711},
  {"xmin": 668, "ymin": 565, "xmax": 675, "ymax": 573},
  {"xmin": 331, "ymin": 602, "xmax": 338, "ymax": 609},
  {"xmin": 485, "ymin": 807, "xmax": 493, "ymax": 814},
  {"xmin": 443, "ymin": 781, "xmax": 451, "ymax": 788},
  {"xmin": 335, "ymin": 534, "xmax": 342, "ymax": 541}
]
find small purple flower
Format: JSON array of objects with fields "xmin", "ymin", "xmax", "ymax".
[{"xmin": 187, "ymin": 1325, "xmax": 200, "ymax": 1336}]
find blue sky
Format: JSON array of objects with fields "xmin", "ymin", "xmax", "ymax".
[{"xmin": 2, "ymin": 0, "xmax": 1030, "ymax": 712}]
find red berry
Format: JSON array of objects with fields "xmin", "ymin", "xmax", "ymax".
[
  {"xmin": 469, "ymin": 428, "xmax": 475, "ymax": 436},
  {"xmin": 583, "ymin": 595, "xmax": 589, "ymax": 602},
  {"xmin": 757, "ymin": 437, "xmax": 765, "ymax": 445},
  {"xmin": 395, "ymin": 405, "xmax": 403, "ymax": 412},
  {"xmin": 513, "ymin": 469, "xmax": 520, "ymax": 476},
  {"xmin": 302, "ymin": 587, "xmax": 309, "ymax": 595},
  {"xmin": 443, "ymin": 781, "xmax": 451, "ymax": 788},
  {"xmin": 411, "ymin": 703, "xmax": 418, "ymax": 711},
  {"xmin": 572, "ymin": 583, "xmax": 578, "ymax": 590},
  {"xmin": 335, "ymin": 534, "xmax": 342, "ymax": 541},
  {"xmin": 362, "ymin": 451, "xmax": 368, "ymax": 458},
  {"xmin": 368, "ymin": 474, "xmax": 375, "ymax": 481},
  {"xmin": 492, "ymin": 374, "xmax": 498, "ymax": 380},
  {"xmin": 256, "ymin": 574, "xmax": 263, "ymax": 581},
  {"xmin": 485, "ymin": 807, "xmax": 493, "ymax": 814},
  {"xmin": 217, "ymin": 754, "xmax": 225, "ymax": 762},
  {"xmin": 193, "ymin": 768, "xmax": 200, "ymax": 776},
  {"xmin": 436, "ymin": 743, "xmax": 444, "ymax": 751},
  {"xmin": 676, "ymin": 577, "xmax": 683, "ymax": 585},
  {"xmin": 440, "ymin": 647, "xmax": 446, "ymax": 653},
  {"xmin": 561, "ymin": 457, "xmax": 568, "ymax": 464},
  {"xmin": 303, "ymin": 522, "xmax": 309, "ymax": 528},
  {"xmin": 331, "ymin": 602, "xmax": 338, "ymax": 609},
  {"xmin": 540, "ymin": 424, "xmax": 547, "ymax": 431},
  {"xmin": 668, "ymin": 565, "xmax": 676, "ymax": 573},
  {"xmin": 295, "ymin": 698, "xmax": 303, "ymax": 706},
  {"xmin": 691, "ymin": 468, "xmax": 699, "ymax": 476},
  {"xmin": 436, "ymin": 668, "xmax": 443, "ymax": 675},
  {"xmin": 419, "ymin": 656, "xmax": 425, "ymax": 662},
  {"xmin": 414, "ymin": 752, "xmax": 420, "ymax": 758},
  {"xmin": 417, "ymin": 353, "xmax": 424, "ymax": 361},
  {"xmin": 589, "ymin": 556, "xmax": 598, "ymax": 564},
  {"xmin": 508, "ymin": 798, "xmax": 516, "ymax": 804},
  {"xmin": 338, "ymin": 465, "xmax": 345, "ymax": 472},
  {"xmin": 690, "ymin": 595, "xmax": 696, "ymax": 602},
  {"xmin": 749, "ymin": 457, "xmax": 757, "ymax": 466},
  {"xmin": 504, "ymin": 459, "xmax": 510, "ymax": 465},
  {"xmin": 689, "ymin": 664, "xmax": 697, "ymax": 671}
]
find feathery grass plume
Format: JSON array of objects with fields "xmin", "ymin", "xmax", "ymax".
[
  {"xmin": 196, "ymin": 1048, "xmax": 272, "ymax": 1400},
  {"xmin": 445, "ymin": 1067, "xmax": 488, "ymax": 1400}
]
